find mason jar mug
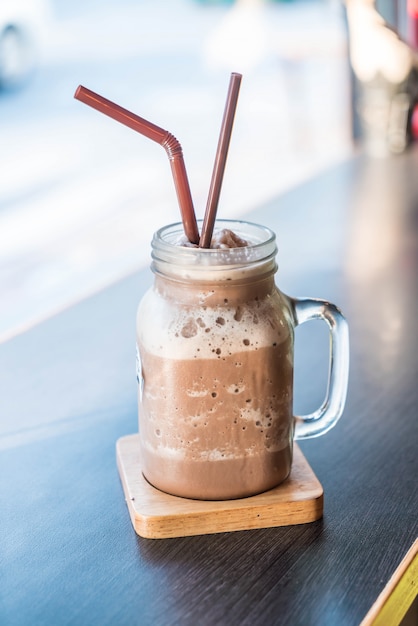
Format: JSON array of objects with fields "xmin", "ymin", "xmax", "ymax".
[{"xmin": 136, "ymin": 220, "xmax": 349, "ymax": 500}]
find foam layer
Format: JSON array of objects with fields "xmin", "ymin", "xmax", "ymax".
[
  {"xmin": 137, "ymin": 290, "xmax": 290, "ymax": 359},
  {"xmin": 175, "ymin": 228, "xmax": 249, "ymax": 249}
]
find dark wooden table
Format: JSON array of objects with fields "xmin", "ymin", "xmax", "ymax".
[{"xmin": 1, "ymin": 147, "xmax": 417, "ymax": 626}]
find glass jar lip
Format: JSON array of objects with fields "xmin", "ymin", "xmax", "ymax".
[{"xmin": 152, "ymin": 219, "xmax": 277, "ymax": 268}]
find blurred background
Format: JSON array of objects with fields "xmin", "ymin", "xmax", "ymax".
[{"xmin": 1, "ymin": 0, "xmax": 417, "ymax": 341}]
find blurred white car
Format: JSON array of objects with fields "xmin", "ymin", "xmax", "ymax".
[{"xmin": 0, "ymin": 0, "xmax": 50, "ymax": 90}]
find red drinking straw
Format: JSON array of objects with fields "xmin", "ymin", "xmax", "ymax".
[
  {"xmin": 199, "ymin": 73, "xmax": 242, "ymax": 248},
  {"xmin": 74, "ymin": 85, "xmax": 200, "ymax": 244}
]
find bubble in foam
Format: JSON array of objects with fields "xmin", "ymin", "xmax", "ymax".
[
  {"xmin": 234, "ymin": 307, "xmax": 243, "ymax": 322},
  {"xmin": 181, "ymin": 318, "xmax": 198, "ymax": 338},
  {"xmin": 227, "ymin": 383, "xmax": 245, "ymax": 395}
]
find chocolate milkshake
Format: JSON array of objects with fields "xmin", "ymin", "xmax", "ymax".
[
  {"xmin": 137, "ymin": 220, "xmax": 295, "ymax": 500},
  {"xmin": 75, "ymin": 85, "xmax": 350, "ymax": 503}
]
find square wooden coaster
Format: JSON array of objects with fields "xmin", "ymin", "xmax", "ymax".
[{"xmin": 116, "ymin": 434, "xmax": 323, "ymax": 539}]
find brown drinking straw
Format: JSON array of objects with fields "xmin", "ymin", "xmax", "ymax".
[
  {"xmin": 199, "ymin": 72, "xmax": 242, "ymax": 248},
  {"xmin": 74, "ymin": 85, "xmax": 200, "ymax": 244}
]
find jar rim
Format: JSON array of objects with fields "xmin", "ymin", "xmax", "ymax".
[{"xmin": 152, "ymin": 219, "xmax": 277, "ymax": 269}]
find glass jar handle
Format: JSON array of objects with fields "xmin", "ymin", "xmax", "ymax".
[{"xmin": 290, "ymin": 297, "xmax": 349, "ymax": 439}]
